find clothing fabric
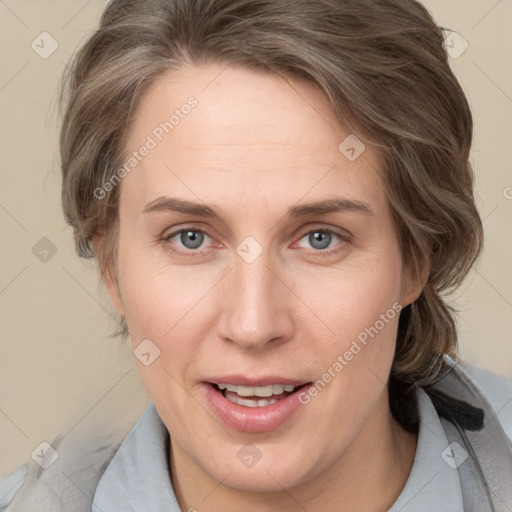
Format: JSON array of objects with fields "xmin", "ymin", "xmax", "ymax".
[{"xmin": 2, "ymin": 359, "xmax": 512, "ymax": 511}]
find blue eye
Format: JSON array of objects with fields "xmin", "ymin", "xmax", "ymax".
[
  {"xmin": 165, "ymin": 229, "xmax": 211, "ymax": 251},
  {"xmin": 297, "ymin": 230, "xmax": 343, "ymax": 252}
]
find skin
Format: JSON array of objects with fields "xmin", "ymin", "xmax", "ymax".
[{"xmin": 98, "ymin": 62, "xmax": 425, "ymax": 511}]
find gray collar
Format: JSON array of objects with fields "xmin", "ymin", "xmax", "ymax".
[
  {"xmin": 389, "ymin": 388, "xmax": 464, "ymax": 511},
  {"xmin": 92, "ymin": 401, "xmax": 181, "ymax": 512},
  {"xmin": 92, "ymin": 389, "xmax": 463, "ymax": 511}
]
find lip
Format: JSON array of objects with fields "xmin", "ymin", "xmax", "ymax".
[
  {"xmin": 201, "ymin": 379, "xmax": 310, "ymax": 433},
  {"xmin": 205, "ymin": 375, "xmax": 307, "ymax": 386}
]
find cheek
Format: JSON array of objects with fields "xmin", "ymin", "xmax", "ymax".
[
  {"xmin": 291, "ymin": 243, "xmax": 403, "ymax": 343},
  {"xmin": 291, "ymin": 242, "xmax": 403, "ymax": 402},
  {"xmin": 116, "ymin": 243, "xmax": 220, "ymax": 359}
]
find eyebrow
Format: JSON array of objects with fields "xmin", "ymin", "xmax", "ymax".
[{"xmin": 142, "ymin": 196, "xmax": 373, "ymax": 218}]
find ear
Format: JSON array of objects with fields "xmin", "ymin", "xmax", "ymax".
[
  {"xmin": 93, "ymin": 232, "xmax": 125, "ymax": 316},
  {"xmin": 400, "ymin": 258, "xmax": 430, "ymax": 308}
]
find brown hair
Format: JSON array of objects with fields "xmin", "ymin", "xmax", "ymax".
[{"xmin": 59, "ymin": 0, "xmax": 483, "ymax": 422}]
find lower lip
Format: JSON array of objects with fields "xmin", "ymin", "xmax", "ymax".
[{"xmin": 202, "ymin": 383, "xmax": 308, "ymax": 433}]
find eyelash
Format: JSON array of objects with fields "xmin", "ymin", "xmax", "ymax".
[{"xmin": 162, "ymin": 226, "xmax": 350, "ymax": 258}]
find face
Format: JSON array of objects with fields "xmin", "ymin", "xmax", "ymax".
[{"xmin": 102, "ymin": 63, "xmax": 421, "ymax": 496}]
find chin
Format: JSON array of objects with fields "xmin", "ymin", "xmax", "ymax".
[
  {"xmin": 203, "ymin": 442, "xmax": 320, "ymax": 494},
  {"xmin": 222, "ymin": 463, "xmax": 307, "ymax": 494}
]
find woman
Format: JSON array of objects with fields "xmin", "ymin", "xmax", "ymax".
[{"xmin": 2, "ymin": 0, "xmax": 511, "ymax": 510}]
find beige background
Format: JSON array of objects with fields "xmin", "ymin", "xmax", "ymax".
[{"xmin": 1, "ymin": 0, "xmax": 511, "ymax": 474}]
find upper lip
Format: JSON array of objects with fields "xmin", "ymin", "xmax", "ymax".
[{"xmin": 205, "ymin": 375, "xmax": 309, "ymax": 387}]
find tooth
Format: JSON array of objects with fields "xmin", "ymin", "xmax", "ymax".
[
  {"xmin": 225, "ymin": 394, "xmax": 259, "ymax": 407},
  {"xmin": 237, "ymin": 397, "xmax": 260, "ymax": 407},
  {"xmin": 225, "ymin": 393, "xmax": 279, "ymax": 407},
  {"xmin": 258, "ymin": 397, "xmax": 278, "ymax": 406},
  {"xmin": 218, "ymin": 383, "xmax": 297, "ymax": 397},
  {"xmin": 254, "ymin": 385, "xmax": 274, "ymax": 397},
  {"xmin": 236, "ymin": 385, "xmax": 255, "ymax": 397},
  {"xmin": 272, "ymin": 384, "xmax": 285, "ymax": 395}
]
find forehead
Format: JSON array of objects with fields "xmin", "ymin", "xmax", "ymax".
[{"xmin": 120, "ymin": 63, "xmax": 384, "ymax": 213}]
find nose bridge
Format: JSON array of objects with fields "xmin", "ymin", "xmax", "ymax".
[{"xmin": 218, "ymin": 243, "xmax": 292, "ymax": 349}]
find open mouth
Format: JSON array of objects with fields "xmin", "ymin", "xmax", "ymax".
[
  {"xmin": 203, "ymin": 380, "xmax": 313, "ymax": 432},
  {"xmin": 210, "ymin": 382, "xmax": 311, "ymax": 408}
]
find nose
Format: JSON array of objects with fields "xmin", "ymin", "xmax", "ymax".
[{"xmin": 215, "ymin": 247, "xmax": 295, "ymax": 350}]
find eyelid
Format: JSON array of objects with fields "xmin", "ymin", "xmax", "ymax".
[
  {"xmin": 163, "ymin": 226, "xmax": 215, "ymax": 247},
  {"xmin": 294, "ymin": 223, "xmax": 352, "ymax": 242}
]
